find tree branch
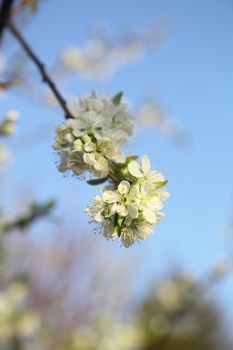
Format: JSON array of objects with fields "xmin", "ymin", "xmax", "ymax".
[
  {"xmin": 0, "ymin": 0, "xmax": 15, "ymax": 42},
  {"xmin": 108, "ymin": 171, "xmax": 120, "ymax": 186},
  {"xmin": 6, "ymin": 21, "xmax": 74, "ymax": 119},
  {"xmin": 1, "ymin": 199, "xmax": 55, "ymax": 233}
]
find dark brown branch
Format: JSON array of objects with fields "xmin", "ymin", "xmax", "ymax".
[
  {"xmin": 0, "ymin": 0, "xmax": 15, "ymax": 42},
  {"xmin": 6, "ymin": 21, "xmax": 74, "ymax": 119}
]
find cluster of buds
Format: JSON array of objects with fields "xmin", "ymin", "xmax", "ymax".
[{"xmin": 54, "ymin": 92, "xmax": 169, "ymax": 247}]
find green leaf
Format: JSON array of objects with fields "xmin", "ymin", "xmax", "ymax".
[
  {"xmin": 112, "ymin": 156, "xmax": 138, "ymax": 170},
  {"xmin": 114, "ymin": 214, "xmax": 121, "ymax": 237},
  {"xmin": 156, "ymin": 180, "xmax": 168, "ymax": 189},
  {"xmin": 30, "ymin": 200, "xmax": 55, "ymax": 216},
  {"xmin": 87, "ymin": 177, "xmax": 108, "ymax": 186},
  {"xmin": 126, "ymin": 155, "xmax": 138, "ymax": 163},
  {"xmin": 112, "ymin": 91, "xmax": 123, "ymax": 105},
  {"xmin": 1, "ymin": 199, "xmax": 56, "ymax": 233},
  {"xmin": 17, "ymin": 200, "xmax": 56, "ymax": 229},
  {"xmin": 117, "ymin": 216, "xmax": 124, "ymax": 227},
  {"xmin": 114, "ymin": 224, "xmax": 121, "ymax": 237}
]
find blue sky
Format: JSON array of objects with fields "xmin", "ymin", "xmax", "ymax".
[{"xmin": 1, "ymin": 0, "xmax": 233, "ymax": 317}]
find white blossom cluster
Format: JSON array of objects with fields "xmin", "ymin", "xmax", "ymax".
[
  {"xmin": 60, "ymin": 23, "xmax": 165, "ymax": 80},
  {"xmin": 54, "ymin": 91, "xmax": 133, "ymax": 178},
  {"xmin": 61, "ymin": 38, "xmax": 143, "ymax": 80},
  {"xmin": 86, "ymin": 155, "xmax": 169, "ymax": 247},
  {"xmin": 55, "ymin": 91, "xmax": 169, "ymax": 247}
]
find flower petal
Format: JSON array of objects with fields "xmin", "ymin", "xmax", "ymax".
[
  {"xmin": 84, "ymin": 142, "xmax": 96, "ymax": 152},
  {"xmin": 117, "ymin": 204, "xmax": 128, "ymax": 217},
  {"xmin": 109, "ymin": 203, "xmax": 118, "ymax": 216},
  {"xmin": 118, "ymin": 181, "xmax": 131, "ymax": 195},
  {"xmin": 150, "ymin": 171, "xmax": 165, "ymax": 183},
  {"xmin": 141, "ymin": 155, "xmax": 151, "ymax": 174},
  {"xmin": 73, "ymin": 139, "xmax": 83, "ymax": 151},
  {"xmin": 128, "ymin": 185, "xmax": 140, "ymax": 198},
  {"xmin": 127, "ymin": 204, "xmax": 139, "ymax": 219},
  {"xmin": 103, "ymin": 190, "xmax": 119, "ymax": 203},
  {"xmin": 83, "ymin": 152, "xmax": 95, "ymax": 165},
  {"xmin": 156, "ymin": 211, "xmax": 165, "ymax": 224},
  {"xmin": 128, "ymin": 161, "xmax": 143, "ymax": 178},
  {"xmin": 121, "ymin": 228, "xmax": 135, "ymax": 247},
  {"xmin": 158, "ymin": 190, "xmax": 170, "ymax": 201},
  {"xmin": 143, "ymin": 207, "xmax": 157, "ymax": 224}
]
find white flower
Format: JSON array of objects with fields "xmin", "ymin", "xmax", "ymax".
[
  {"xmin": 128, "ymin": 155, "xmax": 162, "ymax": 179},
  {"xmin": 118, "ymin": 180, "xmax": 130, "ymax": 195},
  {"xmin": 71, "ymin": 111, "xmax": 104, "ymax": 139},
  {"xmin": 122, "ymin": 219, "xmax": 153, "ymax": 246},
  {"xmin": 128, "ymin": 155, "xmax": 150, "ymax": 178},
  {"xmin": 85, "ymin": 196, "xmax": 105, "ymax": 222},
  {"xmin": 127, "ymin": 183, "xmax": 164, "ymax": 224},
  {"xmin": 103, "ymin": 221, "xmax": 117, "ymax": 240},
  {"xmin": 128, "ymin": 155, "xmax": 168, "ymax": 190},
  {"xmin": 103, "ymin": 190, "xmax": 120, "ymax": 204},
  {"xmin": 121, "ymin": 227, "xmax": 136, "ymax": 247}
]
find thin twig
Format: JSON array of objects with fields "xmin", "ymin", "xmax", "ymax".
[
  {"xmin": 1, "ymin": 200, "xmax": 55, "ymax": 233},
  {"xmin": 108, "ymin": 171, "xmax": 120, "ymax": 185},
  {"xmin": 0, "ymin": 0, "xmax": 15, "ymax": 42},
  {"xmin": 6, "ymin": 21, "xmax": 74, "ymax": 119}
]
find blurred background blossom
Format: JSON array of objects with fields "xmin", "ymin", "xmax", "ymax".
[{"xmin": 59, "ymin": 21, "xmax": 166, "ymax": 81}]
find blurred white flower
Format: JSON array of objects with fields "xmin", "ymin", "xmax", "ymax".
[
  {"xmin": 0, "ymin": 110, "xmax": 19, "ymax": 135},
  {"xmin": 60, "ymin": 23, "xmax": 166, "ymax": 80},
  {"xmin": 6, "ymin": 109, "xmax": 19, "ymax": 122},
  {"xmin": 61, "ymin": 38, "xmax": 143, "ymax": 80},
  {"xmin": 136, "ymin": 103, "xmax": 188, "ymax": 145}
]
